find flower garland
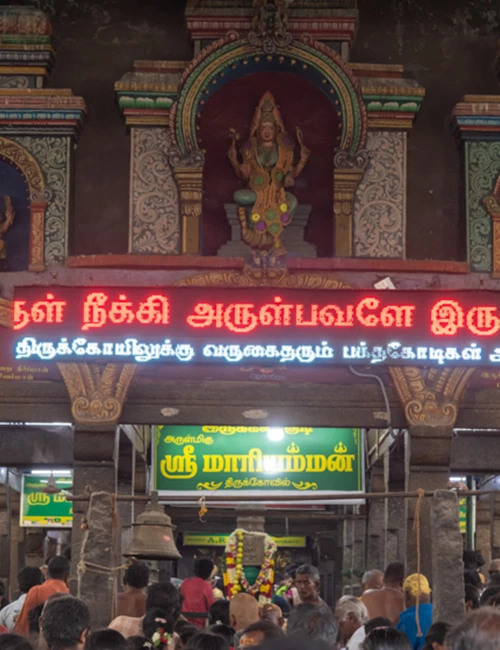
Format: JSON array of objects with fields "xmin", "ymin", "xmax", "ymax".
[
  {"xmin": 223, "ymin": 528, "xmax": 277, "ymax": 604},
  {"xmin": 151, "ymin": 617, "xmax": 172, "ymax": 648}
]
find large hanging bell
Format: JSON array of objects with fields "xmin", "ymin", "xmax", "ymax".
[{"xmin": 124, "ymin": 491, "xmax": 182, "ymax": 560}]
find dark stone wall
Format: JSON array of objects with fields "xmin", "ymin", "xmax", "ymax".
[{"xmin": 39, "ymin": 0, "xmax": 500, "ymax": 260}]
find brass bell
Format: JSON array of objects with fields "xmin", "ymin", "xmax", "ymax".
[{"xmin": 124, "ymin": 491, "xmax": 182, "ymax": 560}]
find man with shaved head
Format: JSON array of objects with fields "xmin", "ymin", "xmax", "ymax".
[
  {"xmin": 361, "ymin": 569, "xmax": 384, "ymax": 594},
  {"xmin": 229, "ymin": 593, "xmax": 260, "ymax": 632},
  {"xmin": 362, "ymin": 562, "xmax": 405, "ymax": 625}
]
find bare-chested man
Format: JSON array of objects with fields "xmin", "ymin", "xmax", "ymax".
[{"xmin": 362, "ymin": 562, "xmax": 405, "ymax": 625}]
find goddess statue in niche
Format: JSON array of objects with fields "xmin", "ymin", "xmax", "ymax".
[{"xmin": 228, "ymin": 91, "xmax": 310, "ymax": 252}]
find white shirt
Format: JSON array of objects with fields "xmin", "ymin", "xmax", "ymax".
[
  {"xmin": 347, "ymin": 625, "xmax": 367, "ymax": 650},
  {"xmin": 0, "ymin": 594, "xmax": 27, "ymax": 631}
]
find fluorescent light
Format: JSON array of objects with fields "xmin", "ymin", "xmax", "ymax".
[
  {"xmin": 450, "ymin": 477, "xmax": 467, "ymax": 482},
  {"xmin": 267, "ymin": 427, "xmax": 284, "ymax": 442},
  {"xmin": 30, "ymin": 470, "xmax": 72, "ymax": 476}
]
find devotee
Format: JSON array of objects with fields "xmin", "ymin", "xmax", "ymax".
[
  {"xmin": 446, "ymin": 607, "xmax": 500, "ymax": 650},
  {"xmin": 109, "ymin": 583, "xmax": 181, "ymax": 638},
  {"xmin": 206, "ymin": 624, "xmax": 234, "ymax": 648},
  {"xmin": 362, "ymin": 628, "xmax": 411, "ymax": 650},
  {"xmin": 335, "ymin": 596, "xmax": 369, "ymax": 650},
  {"xmin": 180, "ymin": 559, "xmax": 215, "ymax": 629},
  {"xmin": 422, "ymin": 622, "xmax": 449, "ymax": 650},
  {"xmin": 287, "ymin": 603, "xmax": 338, "ymax": 645},
  {"xmin": 259, "ymin": 603, "xmax": 284, "ymax": 628},
  {"xmin": 294, "ymin": 565, "xmax": 325, "ymax": 607},
  {"xmin": 117, "ymin": 562, "xmax": 150, "ymax": 618},
  {"xmin": 208, "ymin": 601, "xmax": 230, "ymax": 627},
  {"xmin": 361, "ymin": 570, "xmax": 384, "ymax": 595},
  {"xmin": 87, "ymin": 630, "xmax": 128, "ymax": 650},
  {"xmin": 0, "ymin": 635, "xmax": 33, "ymax": 650},
  {"xmin": 228, "ymin": 594, "xmax": 259, "ymax": 633},
  {"xmin": 15, "ymin": 556, "xmax": 70, "ymax": 637},
  {"xmin": 185, "ymin": 632, "xmax": 229, "ymax": 650},
  {"xmin": 464, "ymin": 584, "xmax": 480, "ymax": 612},
  {"xmin": 0, "ymin": 568, "xmax": 43, "ymax": 631},
  {"xmin": 362, "ymin": 563, "xmax": 405, "ymax": 625},
  {"xmin": 463, "ymin": 570, "xmax": 482, "ymax": 592},
  {"xmin": 396, "ymin": 574, "xmax": 433, "ymax": 650},
  {"xmin": 142, "ymin": 608, "xmax": 179, "ymax": 650},
  {"xmin": 40, "ymin": 596, "xmax": 90, "ymax": 650},
  {"xmin": 238, "ymin": 620, "xmax": 284, "ymax": 647},
  {"xmin": 488, "ymin": 558, "xmax": 500, "ymax": 578}
]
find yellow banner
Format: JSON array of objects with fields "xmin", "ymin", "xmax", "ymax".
[{"xmin": 183, "ymin": 533, "xmax": 306, "ymax": 548}]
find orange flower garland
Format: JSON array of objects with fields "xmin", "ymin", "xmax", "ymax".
[{"xmin": 223, "ymin": 529, "xmax": 277, "ymax": 604}]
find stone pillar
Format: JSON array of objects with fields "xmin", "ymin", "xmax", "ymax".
[
  {"xmin": 367, "ymin": 463, "xmax": 386, "ymax": 570},
  {"xmin": 71, "ymin": 426, "xmax": 118, "ymax": 627},
  {"xmin": 406, "ymin": 426, "xmax": 453, "ymax": 580},
  {"xmin": 431, "ymin": 491, "xmax": 465, "ymax": 625},
  {"xmin": 333, "ymin": 153, "xmax": 367, "ymax": 256},
  {"xmin": 476, "ymin": 498, "xmax": 492, "ymax": 570}
]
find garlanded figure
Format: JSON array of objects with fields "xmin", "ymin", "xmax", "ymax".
[
  {"xmin": 0, "ymin": 196, "xmax": 14, "ymax": 267},
  {"xmin": 228, "ymin": 91, "xmax": 310, "ymax": 254}
]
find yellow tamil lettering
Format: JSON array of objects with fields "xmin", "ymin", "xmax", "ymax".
[
  {"xmin": 27, "ymin": 493, "xmax": 50, "ymax": 506},
  {"xmin": 327, "ymin": 454, "xmax": 356, "ymax": 472},
  {"xmin": 306, "ymin": 455, "xmax": 327, "ymax": 472},
  {"xmin": 160, "ymin": 445, "xmax": 197, "ymax": 479},
  {"xmin": 202, "ymin": 455, "xmax": 225, "ymax": 472}
]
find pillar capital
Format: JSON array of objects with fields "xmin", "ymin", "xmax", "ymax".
[
  {"xmin": 58, "ymin": 362, "xmax": 136, "ymax": 426},
  {"xmin": 333, "ymin": 150, "xmax": 369, "ymax": 256}
]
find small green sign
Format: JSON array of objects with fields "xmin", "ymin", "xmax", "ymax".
[
  {"xmin": 154, "ymin": 426, "xmax": 363, "ymax": 501},
  {"xmin": 183, "ymin": 533, "xmax": 306, "ymax": 547},
  {"xmin": 459, "ymin": 497, "xmax": 467, "ymax": 534},
  {"xmin": 20, "ymin": 475, "xmax": 73, "ymax": 528}
]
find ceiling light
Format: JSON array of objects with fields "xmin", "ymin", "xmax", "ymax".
[{"xmin": 243, "ymin": 409, "xmax": 268, "ymax": 419}]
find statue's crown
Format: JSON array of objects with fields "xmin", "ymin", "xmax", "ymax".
[{"xmin": 259, "ymin": 99, "xmax": 277, "ymax": 125}]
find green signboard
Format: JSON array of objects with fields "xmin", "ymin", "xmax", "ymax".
[
  {"xmin": 459, "ymin": 497, "xmax": 467, "ymax": 534},
  {"xmin": 20, "ymin": 475, "xmax": 73, "ymax": 528},
  {"xmin": 154, "ymin": 426, "xmax": 363, "ymax": 502},
  {"xmin": 183, "ymin": 533, "xmax": 306, "ymax": 547}
]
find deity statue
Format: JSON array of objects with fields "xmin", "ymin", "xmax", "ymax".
[
  {"xmin": 228, "ymin": 91, "xmax": 310, "ymax": 252},
  {"xmin": 0, "ymin": 196, "xmax": 15, "ymax": 266}
]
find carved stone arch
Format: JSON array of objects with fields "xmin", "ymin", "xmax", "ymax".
[
  {"xmin": 170, "ymin": 32, "xmax": 368, "ymax": 256},
  {"xmin": 174, "ymin": 269, "xmax": 353, "ymax": 289},
  {"xmin": 0, "ymin": 137, "xmax": 49, "ymax": 271}
]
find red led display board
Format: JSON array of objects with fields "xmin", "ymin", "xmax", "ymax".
[{"xmin": 11, "ymin": 286, "xmax": 500, "ymax": 366}]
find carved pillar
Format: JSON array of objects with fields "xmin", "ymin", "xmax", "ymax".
[
  {"xmin": 58, "ymin": 362, "xmax": 136, "ymax": 625},
  {"xmin": 483, "ymin": 177, "xmax": 500, "ymax": 276},
  {"xmin": 389, "ymin": 367, "xmax": 475, "ymax": 582},
  {"xmin": 169, "ymin": 149, "xmax": 205, "ymax": 255},
  {"xmin": 367, "ymin": 462, "xmax": 386, "ymax": 571},
  {"xmin": 333, "ymin": 151, "xmax": 368, "ymax": 256}
]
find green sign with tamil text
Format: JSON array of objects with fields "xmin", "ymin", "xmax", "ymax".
[
  {"xmin": 20, "ymin": 475, "xmax": 73, "ymax": 528},
  {"xmin": 154, "ymin": 426, "xmax": 363, "ymax": 501},
  {"xmin": 183, "ymin": 533, "xmax": 306, "ymax": 547}
]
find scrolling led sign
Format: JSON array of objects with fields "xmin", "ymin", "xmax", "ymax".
[{"xmin": 11, "ymin": 287, "xmax": 500, "ymax": 366}]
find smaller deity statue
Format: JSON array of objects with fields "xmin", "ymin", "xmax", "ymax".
[
  {"xmin": 0, "ymin": 196, "xmax": 15, "ymax": 267},
  {"xmin": 228, "ymin": 91, "xmax": 310, "ymax": 253}
]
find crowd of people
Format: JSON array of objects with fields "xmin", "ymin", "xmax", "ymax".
[{"xmin": 0, "ymin": 553, "xmax": 499, "ymax": 650}]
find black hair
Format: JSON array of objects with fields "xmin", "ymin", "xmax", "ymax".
[
  {"xmin": 177, "ymin": 625, "xmax": 199, "ymax": 646},
  {"xmin": 240, "ymin": 620, "xmax": 284, "ymax": 640},
  {"xmin": 295, "ymin": 564, "xmax": 320, "ymax": 584},
  {"xmin": 28, "ymin": 604, "xmax": 44, "ymax": 635},
  {"xmin": 18, "ymin": 567, "xmax": 44, "ymax": 594},
  {"xmin": 207, "ymin": 625, "xmax": 234, "ymax": 646},
  {"xmin": 287, "ymin": 603, "xmax": 338, "ymax": 644},
  {"xmin": 464, "ymin": 570, "xmax": 482, "ymax": 590},
  {"xmin": 465, "ymin": 585, "xmax": 480, "ymax": 610},
  {"xmin": 125, "ymin": 638, "xmax": 150, "ymax": 650},
  {"xmin": 463, "ymin": 550, "xmax": 485, "ymax": 571},
  {"xmin": 384, "ymin": 563, "xmax": 405, "ymax": 585},
  {"xmin": 208, "ymin": 600, "xmax": 230, "ymax": 626},
  {"xmin": 193, "ymin": 558, "xmax": 214, "ymax": 581},
  {"xmin": 87, "ymin": 630, "xmax": 128, "ymax": 650},
  {"xmin": 488, "ymin": 573, "xmax": 500, "ymax": 587},
  {"xmin": 0, "ymin": 581, "xmax": 5, "ymax": 596},
  {"xmin": 146, "ymin": 583, "xmax": 180, "ymax": 615},
  {"xmin": 124, "ymin": 562, "xmax": 150, "ymax": 590},
  {"xmin": 259, "ymin": 639, "xmax": 331, "ymax": 650},
  {"xmin": 0, "ymin": 635, "xmax": 34, "ymax": 650},
  {"xmin": 480, "ymin": 586, "xmax": 500, "ymax": 607},
  {"xmin": 362, "ymin": 628, "xmax": 412, "ymax": 650},
  {"xmin": 41, "ymin": 596, "xmax": 90, "ymax": 650},
  {"xmin": 365, "ymin": 618, "xmax": 393, "ymax": 635},
  {"xmin": 143, "ymin": 608, "xmax": 177, "ymax": 641},
  {"xmin": 47, "ymin": 556, "xmax": 70, "ymax": 581},
  {"xmin": 423, "ymin": 622, "xmax": 449, "ymax": 650},
  {"xmin": 272, "ymin": 595, "xmax": 290, "ymax": 615},
  {"xmin": 185, "ymin": 633, "xmax": 229, "ymax": 650}
]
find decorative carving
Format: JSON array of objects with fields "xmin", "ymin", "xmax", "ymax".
[
  {"xmin": 0, "ymin": 196, "xmax": 14, "ymax": 264},
  {"xmin": 466, "ymin": 141, "xmax": 500, "ymax": 272},
  {"xmin": 0, "ymin": 297, "xmax": 12, "ymax": 328},
  {"xmin": 389, "ymin": 366, "xmax": 475, "ymax": 428},
  {"xmin": 130, "ymin": 128, "xmax": 180, "ymax": 255},
  {"xmin": 175, "ymin": 268, "xmax": 352, "ymax": 289},
  {"xmin": 354, "ymin": 132, "xmax": 406, "ymax": 259},
  {"xmin": 482, "ymin": 174, "xmax": 500, "ymax": 275},
  {"xmin": 0, "ymin": 137, "xmax": 45, "ymax": 197},
  {"xmin": 248, "ymin": 0, "xmax": 292, "ymax": 54},
  {"xmin": 58, "ymin": 363, "xmax": 137, "ymax": 425},
  {"xmin": 229, "ymin": 91, "xmax": 310, "ymax": 254},
  {"xmin": 15, "ymin": 136, "xmax": 69, "ymax": 266},
  {"xmin": 333, "ymin": 150, "xmax": 369, "ymax": 257}
]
